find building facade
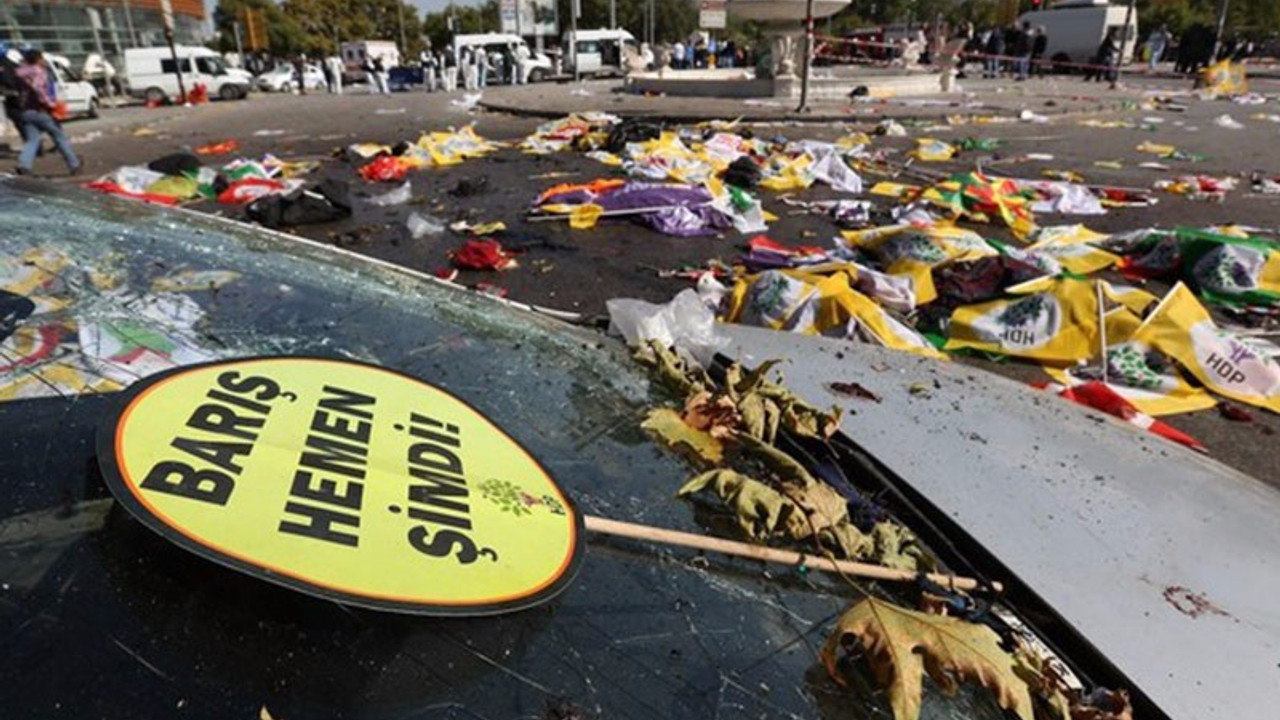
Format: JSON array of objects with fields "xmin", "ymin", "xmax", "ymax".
[{"xmin": 1, "ymin": 1, "xmax": 208, "ymax": 72}]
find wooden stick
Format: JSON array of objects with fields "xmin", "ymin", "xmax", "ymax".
[
  {"xmin": 526, "ymin": 203, "xmax": 712, "ymax": 223},
  {"xmin": 584, "ymin": 515, "xmax": 1001, "ymax": 593}
]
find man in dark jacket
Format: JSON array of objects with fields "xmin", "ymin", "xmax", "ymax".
[
  {"xmin": 1013, "ymin": 21, "xmax": 1033, "ymax": 79},
  {"xmin": 13, "ymin": 48, "xmax": 80, "ymax": 175},
  {"xmin": 1031, "ymin": 26, "xmax": 1048, "ymax": 77}
]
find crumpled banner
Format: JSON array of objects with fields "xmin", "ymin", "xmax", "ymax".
[
  {"xmin": 945, "ymin": 275, "xmax": 1100, "ymax": 363},
  {"xmin": 195, "ymin": 139, "xmax": 239, "ymax": 156},
  {"xmin": 414, "ymin": 125, "xmax": 504, "ymax": 166},
  {"xmin": 534, "ymin": 179, "xmax": 734, "ymax": 237},
  {"xmin": 519, "ymin": 112, "xmax": 619, "ymax": 154},
  {"xmin": 450, "ymin": 239, "xmax": 518, "ymax": 271},
  {"xmin": 1115, "ymin": 228, "xmax": 1280, "ymax": 311},
  {"xmin": 359, "ymin": 155, "xmax": 412, "ymax": 182},
  {"xmin": 86, "ymin": 167, "xmax": 185, "ymax": 205},
  {"xmin": 1043, "ymin": 307, "xmax": 1216, "ymax": 416},
  {"xmin": 910, "ymin": 138, "xmax": 956, "ymax": 162},
  {"xmin": 1136, "ymin": 283, "xmax": 1280, "ymax": 412},
  {"xmin": 724, "ymin": 268, "xmax": 941, "ymax": 358},
  {"xmin": 920, "ymin": 171, "xmax": 1037, "ymax": 240},
  {"xmin": 217, "ymin": 177, "xmax": 303, "ymax": 205},
  {"xmin": 1202, "ymin": 60, "xmax": 1248, "ymax": 97}
]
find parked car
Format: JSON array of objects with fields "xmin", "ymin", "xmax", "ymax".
[
  {"xmin": 255, "ymin": 64, "xmax": 326, "ymax": 93},
  {"xmin": 45, "ymin": 53, "xmax": 101, "ymax": 118}
]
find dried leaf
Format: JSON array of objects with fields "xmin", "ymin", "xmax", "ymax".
[
  {"xmin": 642, "ymin": 408, "xmax": 724, "ymax": 465},
  {"xmin": 633, "ymin": 339, "xmax": 709, "ymax": 396},
  {"xmin": 1070, "ymin": 689, "xmax": 1133, "ymax": 720},
  {"xmin": 822, "ymin": 597, "xmax": 1034, "ymax": 720},
  {"xmin": 677, "ymin": 469, "xmax": 807, "ymax": 540},
  {"xmin": 827, "ymin": 381, "xmax": 882, "ymax": 402},
  {"xmin": 682, "ymin": 391, "xmax": 741, "ymax": 440}
]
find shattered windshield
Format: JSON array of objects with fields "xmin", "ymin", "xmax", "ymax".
[{"xmin": 0, "ymin": 182, "xmax": 1015, "ymax": 720}]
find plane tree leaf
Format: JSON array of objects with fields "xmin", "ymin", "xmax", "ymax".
[
  {"xmin": 822, "ymin": 597, "xmax": 1034, "ymax": 720},
  {"xmin": 642, "ymin": 408, "xmax": 724, "ymax": 466}
]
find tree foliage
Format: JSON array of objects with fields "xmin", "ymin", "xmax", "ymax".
[{"xmin": 216, "ymin": 0, "xmax": 429, "ymax": 58}]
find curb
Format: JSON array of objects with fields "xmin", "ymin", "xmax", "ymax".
[{"xmin": 477, "ymin": 97, "xmax": 1136, "ymax": 124}]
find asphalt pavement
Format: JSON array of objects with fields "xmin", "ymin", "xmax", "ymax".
[{"xmin": 5, "ymin": 73, "xmax": 1277, "ymax": 483}]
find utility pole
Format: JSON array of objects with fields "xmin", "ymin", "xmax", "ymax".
[
  {"xmin": 233, "ymin": 20, "xmax": 245, "ymax": 63},
  {"xmin": 1109, "ymin": 0, "xmax": 1135, "ymax": 90},
  {"xmin": 796, "ymin": 0, "xmax": 814, "ymax": 112},
  {"xmin": 610, "ymin": 0, "xmax": 616, "ymax": 30},
  {"xmin": 1211, "ymin": 0, "xmax": 1230, "ymax": 61},
  {"xmin": 397, "ymin": 0, "xmax": 408, "ymax": 56},
  {"xmin": 86, "ymin": 8, "xmax": 114, "ymax": 101},
  {"xmin": 159, "ymin": 0, "xmax": 186, "ymax": 102},
  {"xmin": 571, "ymin": 0, "xmax": 580, "ymax": 82}
]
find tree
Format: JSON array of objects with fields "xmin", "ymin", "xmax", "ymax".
[
  {"xmin": 279, "ymin": 0, "xmax": 428, "ymax": 58},
  {"xmin": 214, "ymin": 0, "xmax": 308, "ymax": 57},
  {"xmin": 420, "ymin": 2, "xmax": 502, "ymax": 52},
  {"xmin": 555, "ymin": 0, "xmax": 697, "ymax": 44}
]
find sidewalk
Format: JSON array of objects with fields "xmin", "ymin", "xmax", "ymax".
[{"xmin": 477, "ymin": 75, "xmax": 1189, "ymax": 123}]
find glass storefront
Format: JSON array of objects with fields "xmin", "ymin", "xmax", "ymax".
[{"xmin": 1, "ymin": 2, "xmax": 206, "ymax": 74}]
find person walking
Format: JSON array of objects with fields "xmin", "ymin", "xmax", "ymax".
[
  {"xmin": 460, "ymin": 47, "xmax": 475, "ymax": 90},
  {"xmin": 13, "ymin": 49, "xmax": 80, "ymax": 176},
  {"xmin": 1031, "ymin": 26, "xmax": 1048, "ymax": 76},
  {"xmin": 1012, "ymin": 22, "xmax": 1032, "ymax": 79},
  {"xmin": 1145, "ymin": 24, "xmax": 1170, "ymax": 71}
]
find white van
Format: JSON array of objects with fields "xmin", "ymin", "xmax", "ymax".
[
  {"xmin": 1018, "ymin": 0, "xmax": 1139, "ymax": 67},
  {"xmin": 564, "ymin": 29, "xmax": 638, "ymax": 76},
  {"xmin": 340, "ymin": 41, "xmax": 401, "ymax": 83},
  {"xmin": 451, "ymin": 33, "xmax": 553, "ymax": 83},
  {"xmin": 45, "ymin": 53, "xmax": 102, "ymax": 118},
  {"xmin": 123, "ymin": 46, "xmax": 251, "ymax": 103}
]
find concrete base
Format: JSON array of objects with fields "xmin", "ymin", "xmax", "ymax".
[{"xmin": 625, "ymin": 68, "xmax": 944, "ymax": 99}]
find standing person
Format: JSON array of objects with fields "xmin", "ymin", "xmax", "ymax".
[
  {"xmin": 460, "ymin": 47, "xmax": 476, "ymax": 90},
  {"xmin": 422, "ymin": 50, "xmax": 439, "ymax": 92},
  {"xmin": 1086, "ymin": 28, "xmax": 1118, "ymax": 82},
  {"xmin": 1031, "ymin": 26, "xmax": 1048, "ymax": 76},
  {"xmin": 672, "ymin": 39, "xmax": 685, "ymax": 69},
  {"xmin": 320, "ymin": 55, "xmax": 334, "ymax": 93},
  {"xmin": 293, "ymin": 55, "xmax": 307, "ymax": 94},
  {"xmin": 13, "ymin": 49, "xmax": 80, "ymax": 176},
  {"xmin": 1, "ymin": 43, "xmax": 28, "ymax": 141},
  {"xmin": 443, "ymin": 49, "xmax": 458, "ymax": 91},
  {"xmin": 372, "ymin": 56, "xmax": 389, "ymax": 94},
  {"xmin": 1145, "ymin": 24, "xmax": 1170, "ymax": 71},
  {"xmin": 327, "ymin": 55, "xmax": 344, "ymax": 94},
  {"xmin": 514, "ymin": 42, "xmax": 530, "ymax": 84},
  {"xmin": 475, "ymin": 47, "xmax": 489, "ymax": 89},
  {"xmin": 983, "ymin": 25, "xmax": 1004, "ymax": 78}
]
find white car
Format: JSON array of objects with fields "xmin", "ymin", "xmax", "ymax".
[{"xmin": 256, "ymin": 64, "xmax": 327, "ymax": 93}]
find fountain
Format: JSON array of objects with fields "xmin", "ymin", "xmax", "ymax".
[{"xmin": 625, "ymin": 0, "xmax": 944, "ymax": 100}]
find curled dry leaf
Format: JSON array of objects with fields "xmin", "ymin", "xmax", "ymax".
[
  {"xmin": 677, "ymin": 469, "xmax": 808, "ymax": 541},
  {"xmin": 642, "ymin": 408, "xmax": 725, "ymax": 466},
  {"xmin": 682, "ymin": 391, "xmax": 742, "ymax": 440},
  {"xmin": 822, "ymin": 597, "xmax": 1034, "ymax": 720}
]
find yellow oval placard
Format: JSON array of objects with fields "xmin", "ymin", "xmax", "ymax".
[{"xmin": 97, "ymin": 357, "xmax": 581, "ymax": 615}]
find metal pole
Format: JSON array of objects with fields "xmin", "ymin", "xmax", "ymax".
[
  {"xmin": 796, "ymin": 0, "xmax": 814, "ymax": 113},
  {"xmin": 1109, "ymin": 0, "xmax": 1135, "ymax": 90},
  {"xmin": 648, "ymin": 0, "xmax": 655, "ymax": 45},
  {"xmin": 121, "ymin": 0, "xmax": 139, "ymax": 46},
  {"xmin": 610, "ymin": 0, "xmax": 616, "ymax": 30},
  {"xmin": 233, "ymin": 21, "xmax": 244, "ymax": 63},
  {"xmin": 397, "ymin": 1, "xmax": 408, "ymax": 56},
  {"xmin": 86, "ymin": 8, "xmax": 113, "ymax": 100},
  {"xmin": 1211, "ymin": 0, "xmax": 1230, "ymax": 61},
  {"xmin": 571, "ymin": 0, "xmax": 579, "ymax": 82}
]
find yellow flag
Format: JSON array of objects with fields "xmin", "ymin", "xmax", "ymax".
[
  {"xmin": 1135, "ymin": 283, "xmax": 1280, "ymax": 411},
  {"xmin": 945, "ymin": 275, "xmax": 1099, "ymax": 362},
  {"xmin": 569, "ymin": 204, "xmax": 604, "ymax": 230},
  {"xmin": 1043, "ymin": 308, "xmax": 1217, "ymax": 416}
]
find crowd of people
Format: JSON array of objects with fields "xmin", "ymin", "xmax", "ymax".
[
  {"xmin": 0, "ymin": 45, "xmax": 81, "ymax": 176},
  {"xmin": 667, "ymin": 37, "xmax": 755, "ymax": 70}
]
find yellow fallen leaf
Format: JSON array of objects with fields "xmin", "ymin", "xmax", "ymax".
[
  {"xmin": 642, "ymin": 408, "xmax": 724, "ymax": 465},
  {"xmin": 822, "ymin": 597, "xmax": 1034, "ymax": 720}
]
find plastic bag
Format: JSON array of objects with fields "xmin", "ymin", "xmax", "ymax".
[
  {"xmin": 368, "ymin": 181, "xmax": 412, "ymax": 206},
  {"xmin": 406, "ymin": 212, "xmax": 445, "ymax": 239},
  {"xmin": 607, "ymin": 289, "xmax": 729, "ymax": 368}
]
